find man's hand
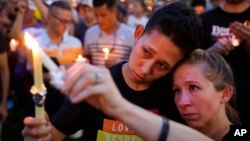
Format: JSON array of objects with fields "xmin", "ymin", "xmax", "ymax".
[
  {"xmin": 22, "ymin": 116, "xmax": 52, "ymax": 141},
  {"xmin": 207, "ymin": 37, "xmax": 234, "ymax": 55}
]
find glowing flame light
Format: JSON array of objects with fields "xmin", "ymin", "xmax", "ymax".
[
  {"xmin": 102, "ymin": 47, "xmax": 110, "ymax": 60},
  {"xmin": 24, "ymin": 32, "xmax": 39, "ymax": 50}
]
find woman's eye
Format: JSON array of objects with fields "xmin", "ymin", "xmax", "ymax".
[
  {"xmin": 173, "ymin": 88, "xmax": 181, "ymax": 95},
  {"xmin": 190, "ymin": 85, "xmax": 199, "ymax": 91}
]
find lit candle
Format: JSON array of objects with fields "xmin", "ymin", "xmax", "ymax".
[
  {"xmin": 75, "ymin": 54, "xmax": 86, "ymax": 63},
  {"xmin": 24, "ymin": 32, "xmax": 46, "ymax": 119},
  {"xmin": 102, "ymin": 47, "xmax": 110, "ymax": 60},
  {"xmin": 24, "ymin": 32, "xmax": 65, "ymax": 90},
  {"xmin": 24, "ymin": 32, "xmax": 59, "ymax": 72},
  {"xmin": 32, "ymin": 46, "xmax": 46, "ymax": 119},
  {"xmin": 231, "ymin": 34, "xmax": 240, "ymax": 47}
]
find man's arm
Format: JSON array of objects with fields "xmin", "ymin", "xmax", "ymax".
[
  {"xmin": 0, "ymin": 52, "xmax": 10, "ymax": 121},
  {"xmin": 32, "ymin": 0, "xmax": 49, "ymax": 22}
]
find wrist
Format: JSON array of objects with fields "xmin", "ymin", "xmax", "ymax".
[{"xmin": 158, "ymin": 116, "xmax": 169, "ymax": 141}]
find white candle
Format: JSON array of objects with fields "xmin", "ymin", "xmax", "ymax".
[
  {"xmin": 24, "ymin": 32, "xmax": 46, "ymax": 119},
  {"xmin": 102, "ymin": 47, "xmax": 110, "ymax": 60},
  {"xmin": 24, "ymin": 32, "xmax": 59, "ymax": 72}
]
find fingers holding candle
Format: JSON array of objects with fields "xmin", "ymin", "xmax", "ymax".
[{"xmin": 230, "ymin": 21, "xmax": 250, "ymax": 42}]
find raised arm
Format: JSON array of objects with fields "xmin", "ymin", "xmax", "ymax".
[{"xmin": 61, "ymin": 63, "xmax": 213, "ymax": 141}]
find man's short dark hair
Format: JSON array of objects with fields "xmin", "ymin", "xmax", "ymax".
[
  {"xmin": 144, "ymin": 2, "xmax": 203, "ymax": 56},
  {"xmin": 49, "ymin": 0, "xmax": 71, "ymax": 14},
  {"xmin": 191, "ymin": 0, "xmax": 206, "ymax": 7},
  {"xmin": 93, "ymin": 0, "xmax": 116, "ymax": 10}
]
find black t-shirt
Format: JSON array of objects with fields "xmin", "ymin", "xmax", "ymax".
[
  {"xmin": 0, "ymin": 31, "xmax": 7, "ymax": 53},
  {"xmin": 201, "ymin": 7, "xmax": 250, "ymax": 125},
  {"xmin": 51, "ymin": 62, "xmax": 183, "ymax": 140}
]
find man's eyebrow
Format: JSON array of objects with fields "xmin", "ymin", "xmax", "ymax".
[{"xmin": 144, "ymin": 45, "xmax": 156, "ymax": 54}]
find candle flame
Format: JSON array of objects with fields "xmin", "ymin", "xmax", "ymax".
[
  {"xmin": 244, "ymin": 21, "xmax": 249, "ymax": 26},
  {"xmin": 231, "ymin": 34, "xmax": 240, "ymax": 47},
  {"xmin": 102, "ymin": 48, "xmax": 110, "ymax": 60},
  {"xmin": 9, "ymin": 39, "xmax": 18, "ymax": 51},
  {"xmin": 75, "ymin": 55, "xmax": 86, "ymax": 62},
  {"xmin": 24, "ymin": 32, "xmax": 39, "ymax": 50},
  {"xmin": 102, "ymin": 48, "xmax": 110, "ymax": 54}
]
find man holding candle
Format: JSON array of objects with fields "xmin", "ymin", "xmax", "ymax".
[
  {"xmin": 11, "ymin": 0, "xmax": 83, "ymax": 117},
  {"xmin": 201, "ymin": 0, "xmax": 250, "ymax": 125},
  {"xmin": 22, "ymin": 2, "xmax": 203, "ymax": 141},
  {"xmin": 84, "ymin": 0, "xmax": 134, "ymax": 67}
]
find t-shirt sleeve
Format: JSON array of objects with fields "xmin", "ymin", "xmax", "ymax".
[{"xmin": 51, "ymin": 98, "xmax": 88, "ymax": 135}]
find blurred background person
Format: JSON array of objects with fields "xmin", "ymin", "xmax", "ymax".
[
  {"xmin": 74, "ymin": 0, "xmax": 96, "ymax": 45},
  {"xmin": 127, "ymin": 0, "xmax": 149, "ymax": 28},
  {"xmin": 191, "ymin": 0, "xmax": 206, "ymax": 15},
  {"xmin": 84, "ymin": 0, "xmax": 134, "ymax": 67},
  {"xmin": 201, "ymin": 0, "xmax": 250, "ymax": 125}
]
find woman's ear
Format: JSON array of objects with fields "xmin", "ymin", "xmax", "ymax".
[
  {"xmin": 134, "ymin": 25, "xmax": 144, "ymax": 44},
  {"xmin": 221, "ymin": 86, "xmax": 234, "ymax": 103}
]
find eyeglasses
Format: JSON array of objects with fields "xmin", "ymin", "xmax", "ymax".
[{"xmin": 50, "ymin": 13, "xmax": 71, "ymax": 25}]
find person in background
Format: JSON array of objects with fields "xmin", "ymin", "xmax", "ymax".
[
  {"xmin": 22, "ymin": 2, "xmax": 203, "ymax": 141},
  {"xmin": 84, "ymin": 0, "xmax": 134, "ymax": 67},
  {"xmin": 191, "ymin": 0, "xmax": 206, "ymax": 15},
  {"xmin": 201, "ymin": 0, "xmax": 250, "ymax": 125},
  {"xmin": 11, "ymin": 0, "xmax": 82, "ymax": 118},
  {"xmin": 74, "ymin": 0, "xmax": 96, "ymax": 45},
  {"xmin": 173, "ymin": 49, "xmax": 241, "ymax": 141},
  {"xmin": 0, "ymin": 31, "xmax": 10, "ymax": 122},
  {"xmin": 127, "ymin": 0, "xmax": 149, "ymax": 28}
]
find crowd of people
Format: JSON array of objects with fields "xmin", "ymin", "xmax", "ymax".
[{"xmin": 0, "ymin": 0, "xmax": 250, "ymax": 141}]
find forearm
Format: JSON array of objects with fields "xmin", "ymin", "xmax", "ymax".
[
  {"xmin": 112, "ymin": 99, "xmax": 213, "ymax": 141},
  {"xmin": 32, "ymin": 0, "xmax": 48, "ymax": 22},
  {"xmin": 112, "ymin": 99, "xmax": 162, "ymax": 141},
  {"xmin": 0, "ymin": 53, "xmax": 10, "ymax": 107},
  {"xmin": 168, "ymin": 121, "xmax": 213, "ymax": 141},
  {"xmin": 1, "ymin": 67, "xmax": 9, "ymax": 107},
  {"xmin": 10, "ymin": 13, "xmax": 24, "ymax": 40}
]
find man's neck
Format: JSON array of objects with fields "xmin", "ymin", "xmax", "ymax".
[
  {"xmin": 198, "ymin": 109, "xmax": 231, "ymax": 141},
  {"xmin": 47, "ymin": 30, "xmax": 63, "ymax": 45},
  {"xmin": 135, "ymin": 13, "xmax": 144, "ymax": 19},
  {"xmin": 103, "ymin": 21, "xmax": 120, "ymax": 34},
  {"xmin": 85, "ymin": 18, "xmax": 96, "ymax": 27},
  {"xmin": 220, "ymin": 0, "xmax": 249, "ymax": 13}
]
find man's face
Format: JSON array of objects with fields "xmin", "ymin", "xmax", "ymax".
[
  {"xmin": 49, "ymin": 7, "xmax": 71, "ymax": 36},
  {"xmin": 127, "ymin": 27, "xmax": 183, "ymax": 85},
  {"xmin": 94, "ymin": 4, "xmax": 116, "ymax": 32},
  {"xmin": 83, "ymin": 6, "xmax": 95, "ymax": 21},
  {"xmin": 6, "ymin": 0, "xmax": 18, "ymax": 14}
]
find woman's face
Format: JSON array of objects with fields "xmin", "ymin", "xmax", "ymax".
[{"xmin": 173, "ymin": 63, "xmax": 224, "ymax": 129}]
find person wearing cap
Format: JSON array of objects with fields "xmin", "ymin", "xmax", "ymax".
[{"xmin": 74, "ymin": 0, "xmax": 96, "ymax": 45}]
